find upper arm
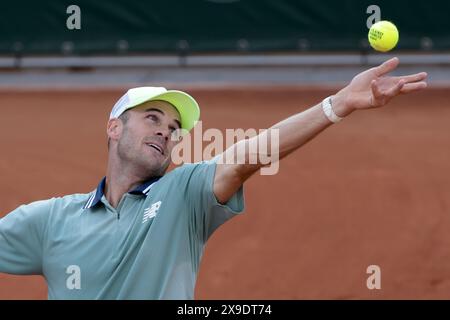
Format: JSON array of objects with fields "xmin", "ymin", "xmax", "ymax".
[
  {"xmin": 179, "ymin": 160, "xmax": 245, "ymax": 242},
  {"xmin": 213, "ymin": 162, "xmax": 245, "ymax": 205},
  {"xmin": 213, "ymin": 140, "xmax": 261, "ymax": 204},
  {"xmin": 0, "ymin": 199, "xmax": 52, "ymax": 275}
]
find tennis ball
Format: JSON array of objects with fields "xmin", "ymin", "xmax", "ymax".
[{"xmin": 368, "ymin": 20, "xmax": 399, "ymax": 52}]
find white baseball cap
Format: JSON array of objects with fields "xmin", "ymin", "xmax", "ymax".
[{"xmin": 110, "ymin": 86, "xmax": 200, "ymax": 132}]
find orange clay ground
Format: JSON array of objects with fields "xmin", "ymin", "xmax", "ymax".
[{"xmin": 0, "ymin": 87, "xmax": 449, "ymax": 299}]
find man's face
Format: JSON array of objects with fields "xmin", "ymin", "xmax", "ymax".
[{"xmin": 112, "ymin": 100, "xmax": 182, "ymax": 177}]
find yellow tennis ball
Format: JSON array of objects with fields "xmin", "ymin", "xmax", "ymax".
[{"xmin": 368, "ymin": 20, "xmax": 399, "ymax": 52}]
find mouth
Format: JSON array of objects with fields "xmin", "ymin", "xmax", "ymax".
[{"xmin": 146, "ymin": 143, "xmax": 164, "ymax": 155}]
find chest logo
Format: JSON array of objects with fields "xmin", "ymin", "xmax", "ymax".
[{"xmin": 142, "ymin": 201, "xmax": 162, "ymax": 223}]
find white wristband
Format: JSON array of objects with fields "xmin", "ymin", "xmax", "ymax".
[{"xmin": 322, "ymin": 96, "xmax": 343, "ymax": 123}]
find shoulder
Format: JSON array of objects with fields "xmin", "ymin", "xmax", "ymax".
[
  {"xmin": 158, "ymin": 159, "xmax": 220, "ymax": 196},
  {"xmin": 55, "ymin": 193, "xmax": 92, "ymax": 207},
  {"xmin": 160, "ymin": 160, "xmax": 216, "ymax": 186},
  {"xmin": 14, "ymin": 193, "xmax": 92, "ymax": 220},
  {"xmin": 166, "ymin": 157, "xmax": 219, "ymax": 178}
]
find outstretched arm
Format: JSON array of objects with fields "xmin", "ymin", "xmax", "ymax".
[{"xmin": 213, "ymin": 57, "xmax": 428, "ymax": 204}]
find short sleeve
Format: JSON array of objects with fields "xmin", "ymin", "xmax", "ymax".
[
  {"xmin": 0, "ymin": 198, "xmax": 53, "ymax": 275},
  {"xmin": 179, "ymin": 157, "xmax": 245, "ymax": 242}
]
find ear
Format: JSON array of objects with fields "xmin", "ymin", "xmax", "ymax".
[{"xmin": 106, "ymin": 118, "xmax": 123, "ymax": 142}]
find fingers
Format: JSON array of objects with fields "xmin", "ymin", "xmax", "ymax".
[
  {"xmin": 385, "ymin": 79, "xmax": 405, "ymax": 97},
  {"xmin": 396, "ymin": 72, "xmax": 428, "ymax": 84},
  {"xmin": 371, "ymin": 79, "xmax": 382, "ymax": 99},
  {"xmin": 371, "ymin": 78, "xmax": 406, "ymax": 107},
  {"xmin": 400, "ymin": 81, "xmax": 428, "ymax": 93},
  {"xmin": 370, "ymin": 79, "xmax": 385, "ymax": 107},
  {"xmin": 375, "ymin": 57, "xmax": 400, "ymax": 76}
]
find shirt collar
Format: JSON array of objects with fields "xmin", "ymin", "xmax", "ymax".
[{"xmin": 83, "ymin": 176, "xmax": 161, "ymax": 210}]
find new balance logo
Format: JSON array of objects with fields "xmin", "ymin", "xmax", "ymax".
[{"xmin": 142, "ymin": 201, "xmax": 162, "ymax": 223}]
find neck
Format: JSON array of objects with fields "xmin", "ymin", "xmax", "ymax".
[{"xmin": 105, "ymin": 158, "xmax": 150, "ymax": 208}]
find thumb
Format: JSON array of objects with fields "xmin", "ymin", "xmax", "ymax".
[{"xmin": 375, "ymin": 57, "xmax": 400, "ymax": 77}]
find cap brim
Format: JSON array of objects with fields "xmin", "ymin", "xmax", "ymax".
[{"xmin": 126, "ymin": 90, "xmax": 200, "ymax": 133}]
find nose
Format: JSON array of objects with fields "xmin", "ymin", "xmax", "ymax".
[{"xmin": 155, "ymin": 128, "xmax": 170, "ymax": 141}]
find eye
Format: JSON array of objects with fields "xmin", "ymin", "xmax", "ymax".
[{"xmin": 146, "ymin": 114, "xmax": 158, "ymax": 122}]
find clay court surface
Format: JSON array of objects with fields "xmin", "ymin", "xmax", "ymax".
[{"xmin": 0, "ymin": 87, "xmax": 449, "ymax": 299}]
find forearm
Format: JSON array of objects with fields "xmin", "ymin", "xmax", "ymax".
[
  {"xmin": 268, "ymin": 92, "xmax": 353, "ymax": 160},
  {"xmin": 216, "ymin": 92, "xmax": 353, "ymax": 185},
  {"xmin": 233, "ymin": 92, "xmax": 353, "ymax": 171},
  {"xmin": 215, "ymin": 93, "xmax": 352, "ymax": 201}
]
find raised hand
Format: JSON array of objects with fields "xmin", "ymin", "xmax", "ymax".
[{"xmin": 335, "ymin": 57, "xmax": 428, "ymax": 113}]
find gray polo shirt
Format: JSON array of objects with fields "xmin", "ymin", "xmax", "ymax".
[{"xmin": 0, "ymin": 159, "xmax": 245, "ymax": 299}]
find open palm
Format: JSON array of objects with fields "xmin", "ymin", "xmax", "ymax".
[{"xmin": 342, "ymin": 57, "xmax": 428, "ymax": 110}]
